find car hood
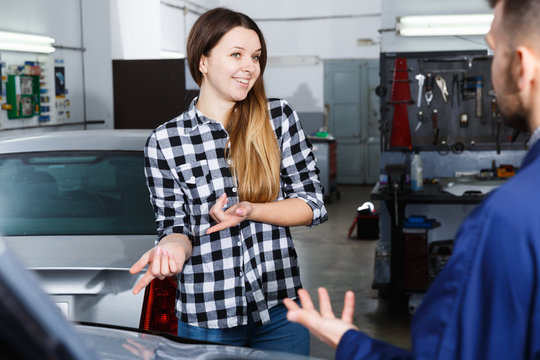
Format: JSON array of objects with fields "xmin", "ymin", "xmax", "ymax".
[
  {"xmin": 4, "ymin": 235, "xmax": 154, "ymax": 270},
  {"xmin": 77, "ymin": 324, "xmax": 320, "ymax": 360}
]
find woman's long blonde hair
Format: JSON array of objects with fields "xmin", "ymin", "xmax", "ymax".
[{"xmin": 187, "ymin": 8, "xmax": 281, "ymax": 203}]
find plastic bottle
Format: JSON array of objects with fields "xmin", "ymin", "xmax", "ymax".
[{"xmin": 410, "ymin": 148, "xmax": 423, "ymax": 191}]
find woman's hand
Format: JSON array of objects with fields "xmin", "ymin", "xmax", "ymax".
[
  {"xmin": 207, "ymin": 193, "xmax": 253, "ymax": 234},
  {"xmin": 129, "ymin": 234, "xmax": 191, "ymax": 295}
]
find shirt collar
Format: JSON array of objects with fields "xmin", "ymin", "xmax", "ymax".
[
  {"xmin": 179, "ymin": 97, "xmax": 211, "ymax": 135},
  {"xmin": 528, "ymin": 125, "xmax": 540, "ymax": 148},
  {"xmin": 188, "ymin": 97, "xmax": 220, "ymax": 126}
]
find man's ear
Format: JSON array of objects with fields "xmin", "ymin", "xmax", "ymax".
[{"xmin": 515, "ymin": 46, "xmax": 538, "ymax": 92}]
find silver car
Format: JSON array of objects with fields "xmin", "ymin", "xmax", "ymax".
[
  {"xmin": 0, "ymin": 235, "xmax": 320, "ymax": 360},
  {"xmin": 0, "ymin": 131, "xmax": 321, "ymax": 359},
  {"xmin": 0, "ymin": 129, "xmax": 155, "ymax": 329}
]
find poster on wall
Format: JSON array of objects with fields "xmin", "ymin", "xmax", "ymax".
[{"xmin": 54, "ymin": 63, "xmax": 65, "ymax": 96}]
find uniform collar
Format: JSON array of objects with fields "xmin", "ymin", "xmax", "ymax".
[
  {"xmin": 522, "ymin": 131, "xmax": 540, "ymax": 168},
  {"xmin": 528, "ymin": 125, "xmax": 540, "ymax": 148}
]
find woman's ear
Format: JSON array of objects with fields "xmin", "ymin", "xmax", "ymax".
[{"xmin": 199, "ymin": 55, "xmax": 208, "ymax": 76}]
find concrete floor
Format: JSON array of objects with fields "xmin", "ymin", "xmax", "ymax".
[{"xmin": 292, "ymin": 185, "xmax": 411, "ymax": 360}]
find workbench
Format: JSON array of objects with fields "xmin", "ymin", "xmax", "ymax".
[{"xmin": 370, "ymin": 179, "xmax": 505, "ymax": 312}]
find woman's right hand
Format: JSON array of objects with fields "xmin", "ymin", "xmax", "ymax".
[{"xmin": 129, "ymin": 234, "xmax": 192, "ymax": 295}]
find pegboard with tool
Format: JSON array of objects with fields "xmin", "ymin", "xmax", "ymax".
[
  {"xmin": 0, "ymin": 55, "xmax": 70, "ymax": 131},
  {"xmin": 377, "ymin": 50, "xmax": 529, "ymax": 154}
]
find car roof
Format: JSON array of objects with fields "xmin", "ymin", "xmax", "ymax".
[{"xmin": 0, "ymin": 129, "xmax": 152, "ymax": 154}]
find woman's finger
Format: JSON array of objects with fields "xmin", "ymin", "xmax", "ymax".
[
  {"xmin": 161, "ymin": 249, "xmax": 170, "ymax": 276},
  {"xmin": 168, "ymin": 250, "xmax": 178, "ymax": 274},
  {"xmin": 129, "ymin": 249, "xmax": 151, "ymax": 274},
  {"xmin": 132, "ymin": 271, "xmax": 154, "ymax": 295},
  {"xmin": 206, "ymin": 219, "xmax": 236, "ymax": 234},
  {"xmin": 151, "ymin": 246, "xmax": 162, "ymax": 278},
  {"xmin": 209, "ymin": 193, "xmax": 228, "ymax": 223}
]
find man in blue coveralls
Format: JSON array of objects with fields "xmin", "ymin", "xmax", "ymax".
[{"xmin": 284, "ymin": 0, "xmax": 540, "ymax": 359}]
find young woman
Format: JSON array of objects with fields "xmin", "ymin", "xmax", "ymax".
[{"xmin": 130, "ymin": 7, "xmax": 327, "ymax": 355}]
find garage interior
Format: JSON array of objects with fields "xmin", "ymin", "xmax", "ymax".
[{"xmin": 0, "ymin": 0, "xmax": 526, "ymax": 359}]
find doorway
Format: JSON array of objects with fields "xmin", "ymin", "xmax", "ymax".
[{"xmin": 324, "ymin": 60, "xmax": 380, "ymax": 184}]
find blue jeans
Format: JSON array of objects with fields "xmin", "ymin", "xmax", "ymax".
[{"xmin": 177, "ymin": 301, "xmax": 310, "ymax": 356}]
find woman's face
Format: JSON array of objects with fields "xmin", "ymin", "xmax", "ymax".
[{"xmin": 199, "ymin": 26, "xmax": 262, "ymax": 104}]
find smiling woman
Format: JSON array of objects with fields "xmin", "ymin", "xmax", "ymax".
[
  {"xmin": 187, "ymin": 9, "xmax": 281, "ymax": 204},
  {"xmin": 130, "ymin": 7, "xmax": 328, "ymax": 356}
]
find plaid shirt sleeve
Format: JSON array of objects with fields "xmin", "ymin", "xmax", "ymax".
[
  {"xmin": 144, "ymin": 130, "xmax": 191, "ymax": 241},
  {"xmin": 269, "ymin": 98, "xmax": 328, "ymax": 226}
]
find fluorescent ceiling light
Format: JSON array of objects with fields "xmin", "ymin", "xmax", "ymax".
[
  {"xmin": 160, "ymin": 50, "xmax": 185, "ymax": 59},
  {"xmin": 0, "ymin": 31, "xmax": 55, "ymax": 53},
  {"xmin": 396, "ymin": 14, "xmax": 494, "ymax": 36}
]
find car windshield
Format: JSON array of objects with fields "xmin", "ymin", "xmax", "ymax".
[{"xmin": 0, "ymin": 151, "xmax": 156, "ymax": 236}]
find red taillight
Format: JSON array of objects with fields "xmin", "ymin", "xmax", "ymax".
[{"xmin": 139, "ymin": 277, "xmax": 178, "ymax": 335}]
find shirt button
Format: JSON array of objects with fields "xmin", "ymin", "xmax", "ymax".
[
  {"xmin": 239, "ymin": 271, "xmax": 243, "ymax": 276},
  {"xmin": 227, "ymin": 159, "xmax": 232, "ymax": 165},
  {"xmin": 237, "ymin": 241, "xmax": 241, "ymax": 246},
  {"xmin": 232, "ymin": 187, "xmax": 237, "ymax": 193}
]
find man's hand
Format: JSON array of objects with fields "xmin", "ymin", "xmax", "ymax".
[
  {"xmin": 284, "ymin": 287, "xmax": 358, "ymax": 349},
  {"xmin": 207, "ymin": 193, "xmax": 253, "ymax": 234},
  {"xmin": 129, "ymin": 234, "xmax": 191, "ymax": 295}
]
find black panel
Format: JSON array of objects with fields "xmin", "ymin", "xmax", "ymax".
[{"xmin": 113, "ymin": 59, "xmax": 198, "ymax": 130}]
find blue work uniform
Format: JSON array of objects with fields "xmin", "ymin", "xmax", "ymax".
[{"xmin": 337, "ymin": 138, "xmax": 540, "ymax": 360}]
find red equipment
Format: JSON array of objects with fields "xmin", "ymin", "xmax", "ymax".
[{"xmin": 389, "ymin": 58, "xmax": 413, "ymax": 148}]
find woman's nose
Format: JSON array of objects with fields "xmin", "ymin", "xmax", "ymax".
[{"xmin": 242, "ymin": 59, "xmax": 256, "ymax": 73}]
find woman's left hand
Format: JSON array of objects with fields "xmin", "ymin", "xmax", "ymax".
[{"xmin": 207, "ymin": 193, "xmax": 253, "ymax": 234}]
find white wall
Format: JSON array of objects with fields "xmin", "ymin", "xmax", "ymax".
[
  {"xmin": 0, "ymin": 0, "xmax": 113, "ymax": 136},
  {"xmin": 82, "ymin": 0, "xmax": 114, "ymax": 129},
  {"xmin": 220, "ymin": 0, "xmax": 381, "ymax": 112},
  {"xmin": 144, "ymin": 0, "xmax": 381, "ymax": 113},
  {"xmin": 109, "ymin": 0, "xmax": 493, "ymax": 115},
  {"xmin": 110, "ymin": 0, "xmax": 161, "ymax": 59}
]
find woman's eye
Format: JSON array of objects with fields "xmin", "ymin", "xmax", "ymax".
[
  {"xmin": 231, "ymin": 53, "xmax": 241, "ymax": 58},
  {"xmin": 252, "ymin": 55, "xmax": 260, "ymax": 61}
]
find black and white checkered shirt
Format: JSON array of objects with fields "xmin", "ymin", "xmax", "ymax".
[{"xmin": 144, "ymin": 97, "xmax": 328, "ymax": 328}]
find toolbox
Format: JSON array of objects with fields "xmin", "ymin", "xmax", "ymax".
[
  {"xmin": 403, "ymin": 228, "xmax": 429, "ymax": 290},
  {"xmin": 348, "ymin": 202, "xmax": 380, "ymax": 240}
]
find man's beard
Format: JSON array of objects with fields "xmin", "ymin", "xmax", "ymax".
[{"xmin": 498, "ymin": 58, "xmax": 529, "ymax": 132}]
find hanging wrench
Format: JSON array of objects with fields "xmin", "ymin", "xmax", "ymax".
[
  {"xmin": 415, "ymin": 74, "xmax": 425, "ymax": 108},
  {"xmin": 431, "ymin": 109, "xmax": 439, "ymax": 145},
  {"xmin": 435, "ymin": 75, "xmax": 449, "ymax": 103},
  {"xmin": 424, "ymin": 73, "xmax": 434, "ymax": 106},
  {"xmin": 415, "ymin": 111, "xmax": 428, "ymax": 132}
]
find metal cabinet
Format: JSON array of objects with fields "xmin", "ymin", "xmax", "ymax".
[{"xmin": 310, "ymin": 137, "xmax": 338, "ymax": 201}]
